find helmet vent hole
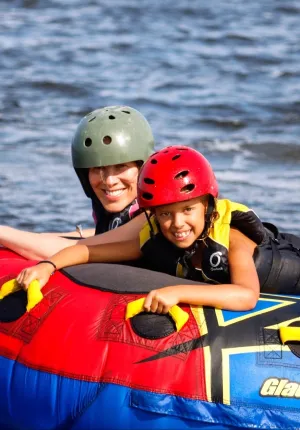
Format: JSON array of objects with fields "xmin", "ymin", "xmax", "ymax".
[
  {"xmin": 163, "ymin": 150, "xmax": 169, "ymax": 153},
  {"xmin": 172, "ymin": 154, "xmax": 181, "ymax": 161},
  {"xmin": 84, "ymin": 138, "xmax": 92, "ymax": 147},
  {"xmin": 180, "ymin": 184, "xmax": 195, "ymax": 194},
  {"xmin": 103, "ymin": 136, "xmax": 112, "ymax": 145},
  {"xmin": 88, "ymin": 116, "xmax": 96, "ymax": 122},
  {"xmin": 109, "ymin": 115, "xmax": 115, "ymax": 120},
  {"xmin": 142, "ymin": 192, "xmax": 153, "ymax": 200},
  {"xmin": 150, "ymin": 159, "xmax": 158, "ymax": 164},
  {"xmin": 175, "ymin": 170, "xmax": 189, "ymax": 180},
  {"xmin": 144, "ymin": 178, "xmax": 155, "ymax": 184},
  {"xmin": 121, "ymin": 110, "xmax": 130, "ymax": 114}
]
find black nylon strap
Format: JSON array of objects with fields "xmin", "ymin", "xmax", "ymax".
[{"xmin": 263, "ymin": 239, "xmax": 282, "ymax": 294}]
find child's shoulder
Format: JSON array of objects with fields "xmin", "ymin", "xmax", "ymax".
[
  {"xmin": 217, "ymin": 198, "xmax": 251, "ymax": 214},
  {"xmin": 229, "ymin": 227, "xmax": 258, "ymax": 252}
]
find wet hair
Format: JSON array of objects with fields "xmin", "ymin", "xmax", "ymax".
[
  {"xmin": 136, "ymin": 160, "xmax": 144, "ymax": 169},
  {"xmin": 200, "ymin": 196, "xmax": 219, "ymax": 242}
]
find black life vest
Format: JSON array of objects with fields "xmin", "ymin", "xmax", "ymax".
[
  {"xmin": 140, "ymin": 199, "xmax": 268, "ymax": 283},
  {"xmin": 92, "ymin": 198, "xmax": 140, "ymax": 235},
  {"xmin": 140, "ymin": 199, "xmax": 300, "ymax": 293},
  {"xmin": 254, "ymin": 222, "xmax": 300, "ymax": 294}
]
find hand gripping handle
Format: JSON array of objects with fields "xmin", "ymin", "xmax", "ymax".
[{"xmin": 125, "ymin": 297, "xmax": 189, "ymax": 331}]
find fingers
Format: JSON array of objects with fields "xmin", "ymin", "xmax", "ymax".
[
  {"xmin": 161, "ymin": 304, "xmax": 171, "ymax": 314},
  {"xmin": 16, "ymin": 269, "xmax": 32, "ymax": 290},
  {"xmin": 16, "ymin": 268, "xmax": 37, "ymax": 290},
  {"xmin": 15, "ymin": 264, "xmax": 52, "ymax": 291},
  {"xmin": 143, "ymin": 291, "xmax": 155, "ymax": 312},
  {"xmin": 156, "ymin": 302, "xmax": 164, "ymax": 314},
  {"xmin": 144, "ymin": 291, "xmax": 159, "ymax": 312},
  {"xmin": 144, "ymin": 290, "xmax": 170, "ymax": 314}
]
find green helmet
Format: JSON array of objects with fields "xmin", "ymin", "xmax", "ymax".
[{"xmin": 72, "ymin": 106, "xmax": 155, "ymax": 197}]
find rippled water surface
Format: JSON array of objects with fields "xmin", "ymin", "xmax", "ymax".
[{"xmin": 1, "ymin": 0, "xmax": 300, "ymax": 233}]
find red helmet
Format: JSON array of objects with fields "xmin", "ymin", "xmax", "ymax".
[{"xmin": 137, "ymin": 145, "xmax": 218, "ymax": 208}]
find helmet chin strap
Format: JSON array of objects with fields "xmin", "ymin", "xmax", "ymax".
[
  {"xmin": 144, "ymin": 208, "xmax": 156, "ymax": 239},
  {"xmin": 180, "ymin": 195, "xmax": 215, "ymax": 270},
  {"xmin": 198, "ymin": 194, "xmax": 215, "ymax": 241}
]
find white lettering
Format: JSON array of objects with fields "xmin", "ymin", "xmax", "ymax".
[
  {"xmin": 110, "ymin": 217, "xmax": 122, "ymax": 230},
  {"xmin": 260, "ymin": 378, "xmax": 279, "ymax": 396},
  {"xmin": 260, "ymin": 378, "xmax": 300, "ymax": 399},
  {"xmin": 209, "ymin": 251, "xmax": 222, "ymax": 268}
]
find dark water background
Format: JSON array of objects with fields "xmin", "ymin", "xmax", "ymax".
[{"xmin": 1, "ymin": 0, "xmax": 300, "ymax": 234}]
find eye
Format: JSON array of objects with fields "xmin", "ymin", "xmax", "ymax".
[
  {"xmin": 90, "ymin": 167, "xmax": 102, "ymax": 174},
  {"xmin": 115, "ymin": 163, "xmax": 129, "ymax": 172},
  {"xmin": 159, "ymin": 212, "xmax": 171, "ymax": 218}
]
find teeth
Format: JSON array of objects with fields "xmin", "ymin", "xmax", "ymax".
[
  {"xmin": 174, "ymin": 230, "xmax": 190, "ymax": 238},
  {"xmin": 105, "ymin": 190, "xmax": 124, "ymax": 196}
]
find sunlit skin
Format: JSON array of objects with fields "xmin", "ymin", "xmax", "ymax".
[
  {"xmin": 89, "ymin": 162, "xmax": 139, "ymax": 213},
  {"xmin": 154, "ymin": 196, "xmax": 207, "ymax": 249}
]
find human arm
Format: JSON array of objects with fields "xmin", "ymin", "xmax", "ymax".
[
  {"xmin": 0, "ymin": 226, "xmax": 91, "ymax": 260},
  {"xmin": 44, "ymin": 228, "xmax": 95, "ymax": 238},
  {"xmin": 16, "ymin": 237, "xmax": 142, "ymax": 290},
  {"xmin": 143, "ymin": 228, "xmax": 260, "ymax": 313},
  {"xmin": 0, "ymin": 213, "xmax": 146, "ymax": 260}
]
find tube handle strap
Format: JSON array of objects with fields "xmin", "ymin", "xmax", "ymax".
[
  {"xmin": 126, "ymin": 298, "xmax": 189, "ymax": 331},
  {"xmin": 0, "ymin": 279, "xmax": 43, "ymax": 311},
  {"xmin": 279, "ymin": 326, "xmax": 300, "ymax": 344}
]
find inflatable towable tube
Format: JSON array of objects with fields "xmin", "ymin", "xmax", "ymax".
[{"xmin": 0, "ymin": 247, "xmax": 300, "ymax": 430}]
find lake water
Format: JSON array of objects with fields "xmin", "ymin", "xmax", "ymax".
[{"xmin": 1, "ymin": 0, "xmax": 300, "ymax": 234}]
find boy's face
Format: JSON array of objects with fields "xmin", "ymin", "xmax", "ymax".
[{"xmin": 154, "ymin": 196, "xmax": 207, "ymax": 249}]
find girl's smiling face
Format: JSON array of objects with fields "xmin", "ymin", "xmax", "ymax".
[
  {"xmin": 89, "ymin": 162, "xmax": 139, "ymax": 213},
  {"xmin": 154, "ymin": 196, "xmax": 207, "ymax": 248}
]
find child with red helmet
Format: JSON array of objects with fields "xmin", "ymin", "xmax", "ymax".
[{"xmin": 13, "ymin": 146, "xmax": 300, "ymax": 312}]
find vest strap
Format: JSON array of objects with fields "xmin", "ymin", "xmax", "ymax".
[{"xmin": 263, "ymin": 238, "xmax": 282, "ymax": 293}]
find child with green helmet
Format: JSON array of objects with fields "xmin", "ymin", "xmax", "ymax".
[
  {"xmin": 14, "ymin": 145, "xmax": 300, "ymax": 312},
  {"xmin": 0, "ymin": 106, "xmax": 155, "ymax": 259}
]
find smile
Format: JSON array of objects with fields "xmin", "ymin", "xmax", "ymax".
[
  {"xmin": 103, "ymin": 189, "xmax": 125, "ymax": 197},
  {"xmin": 173, "ymin": 230, "xmax": 191, "ymax": 240}
]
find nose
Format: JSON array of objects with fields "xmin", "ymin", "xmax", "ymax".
[
  {"xmin": 172, "ymin": 213, "xmax": 185, "ymax": 229},
  {"xmin": 101, "ymin": 167, "xmax": 119, "ymax": 186}
]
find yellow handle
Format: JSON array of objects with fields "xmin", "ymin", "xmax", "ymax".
[
  {"xmin": 0, "ymin": 279, "xmax": 43, "ymax": 311},
  {"xmin": 279, "ymin": 326, "xmax": 300, "ymax": 344},
  {"xmin": 125, "ymin": 298, "xmax": 189, "ymax": 331},
  {"xmin": 0, "ymin": 279, "xmax": 20, "ymax": 298},
  {"xmin": 26, "ymin": 280, "xmax": 43, "ymax": 311}
]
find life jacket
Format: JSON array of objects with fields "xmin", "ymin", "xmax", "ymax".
[
  {"xmin": 140, "ymin": 199, "xmax": 268, "ymax": 284},
  {"xmin": 254, "ymin": 223, "xmax": 300, "ymax": 294},
  {"xmin": 92, "ymin": 198, "xmax": 140, "ymax": 235}
]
